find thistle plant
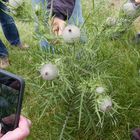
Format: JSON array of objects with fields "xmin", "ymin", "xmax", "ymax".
[{"xmin": 5, "ymin": 0, "xmax": 140, "ymax": 139}]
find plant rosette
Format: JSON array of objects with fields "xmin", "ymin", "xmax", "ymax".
[
  {"xmin": 62, "ymin": 25, "xmax": 81, "ymax": 43},
  {"xmin": 40, "ymin": 63, "xmax": 59, "ymax": 80}
]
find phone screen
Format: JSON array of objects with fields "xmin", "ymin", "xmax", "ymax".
[{"xmin": 0, "ymin": 73, "xmax": 20, "ymax": 134}]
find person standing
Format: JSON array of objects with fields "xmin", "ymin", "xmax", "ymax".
[{"xmin": 0, "ymin": 0, "xmax": 29, "ymax": 69}]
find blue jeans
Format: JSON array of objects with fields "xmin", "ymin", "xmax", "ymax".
[
  {"xmin": 0, "ymin": 1, "xmax": 21, "ymax": 57},
  {"xmin": 0, "ymin": 39, "xmax": 8, "ymax": 58},
  {"xmin": 32, "ymin": 0, "xmax": 84, "ymax": 26},
  {"xmin": 68, "ymin": 0, "xmax": 84, "ymax": 25}
]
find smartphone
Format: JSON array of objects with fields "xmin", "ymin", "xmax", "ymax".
[{"xmin": 0, "ymin": 69, "xmax": 25, "ymax": 134}]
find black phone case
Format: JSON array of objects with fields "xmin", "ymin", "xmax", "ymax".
[{"xmin": 0, "ymin": 69, "xmax": 25, "ymax": 132}]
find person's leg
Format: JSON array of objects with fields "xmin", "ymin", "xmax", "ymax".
[
  {"xmin": 0, "ymin": 40, "xmax": 8, "ymax": 58},
  {"xmin": 0, "ymin": 40, "xmax": 9, "ymax": 69},
  {"xmin": 0, "ymin": 2, "xmax": 28, "ymax": 49},
  {"xmin": 68, "ymin": 0, "xmax": 87, "ymax": 43},
  {"xmin": 0, "ymin": 2, "xmax": 21, "ymax": 46},
  {"xmin": 68, "ymin": 0, "xmax": 84, "ymax": 26}
]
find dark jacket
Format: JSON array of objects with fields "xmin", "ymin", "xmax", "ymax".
[{"xmin": 47, "ymin": 0, "xmax": 75, "ymax": 21}]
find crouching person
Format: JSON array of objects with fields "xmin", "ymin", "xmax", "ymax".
[{"xmin": 32, "ymin": 0, "xmax": 86, "ymax": 48}]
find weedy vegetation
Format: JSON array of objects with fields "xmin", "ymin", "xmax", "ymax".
[{"xmin": 0, "ymin": 0, "xmax": 140, "ymax": 139}]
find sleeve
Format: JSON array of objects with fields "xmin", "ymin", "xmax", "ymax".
[{"xmin": 47, "ymin": 0, "xmax": 76, "ymax": 21}]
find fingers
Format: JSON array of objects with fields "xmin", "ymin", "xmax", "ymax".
[
  {"xmin": 0, "ymin": 116, "xmax": 31, "ymax": 140},
  {"xmin": 135, "ymin": 0, "xmax": 140, "ymax": 3},
  {"xmin": 52, "ymin": 24, "xmax": 65, "ymax": 36},
  {"xmin": 58, "ymin": 26, "xmax": 64, "ymax": 36},
  {"xmin": 52, "ymin": 17, "xmax": 66, "ymax": 36},
  {"xmin": 0, "ymin": 134, "xmax": 3, "ymax": 138},
  {"xmin": 52, "ymin": 24, "xmax": 59, "ymax": 36}
]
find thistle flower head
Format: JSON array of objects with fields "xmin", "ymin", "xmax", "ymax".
[
  {"xmin": 98, "ymin": 96, "xmax": 112, "ymax": 112},
  {"xmin": 62, "ymin": 25, "xmax": 81, "ymax": 43},
  {"xmin": 40, "ymin": 63, "xmax": 59, "ymax": 80},
  {"xmin": 96, "ymin": 86, "xmax": 105, "ymax": 94}
]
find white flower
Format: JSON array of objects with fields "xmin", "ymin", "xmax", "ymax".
[
  {"xmin": 99, "ymin": 96, "xmax": 112, "ymax": 112},
  {"xmin": 106, "ymin": 17, "xmax": 117, "ymax": 26},
  {"xmin": 122, "ymin": 2, "xmax": 137, "ymax": 16},
  {"xmin": 40, "ymin": 64, "xmax": 59, "ymax": 80},
  {"xmin": 62, "ymin": 25, "xmax": 81, "ymax": 43},
  {"xmin": 96, "ymin": 87, "xmax": 105, "ymax": 94},
  {"xmin": 9, "ymin": 0, "xmax": 23, "ymax": 9}
]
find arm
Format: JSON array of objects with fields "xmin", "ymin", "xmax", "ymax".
[
  {"xmin": 47, "ymin": 0, "xmax": 76, "ymax": 35},
  {"xmin": 47, "ymin": 0, "xmax": 76, "ymax": 20},
  {"xmin": 135, "ymin": 0, "xmax": 140, "ymax": 3}
]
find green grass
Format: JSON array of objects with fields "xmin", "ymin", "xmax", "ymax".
[{"xmin": 0, "ymin": 0, "xmax": 140, "ymax": 139}]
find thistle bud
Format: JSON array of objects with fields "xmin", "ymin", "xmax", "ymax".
[
  {"xmin": 96, "ymin": 87, "xmax": 105, "ymax": 94},
  {"xmin": 62, "ymin": 25, "xmax": 81, "ymax": 43},
  {"xmin": 98, "ymin": 96, "xmax": 112, "ymax": 112},
  {"xmin": 40, "ymin": 64, "xmax": 59, "ymax": 80}
]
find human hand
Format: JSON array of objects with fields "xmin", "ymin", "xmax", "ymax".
[
  {"xmin": 51, "ymin": 17, "xmax": 66, "ymax": 36},
  {"xmin": 0, "ymin": 116, "xmax": 31, "ymax": 140},
  {"xmin": 135, "ymin": 0, "xmax": 140, "ymax": 3}
]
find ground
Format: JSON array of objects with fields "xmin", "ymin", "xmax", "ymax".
[{"xmin": 0, "ymin": 0, "xmax": 140, "ymax": 140}]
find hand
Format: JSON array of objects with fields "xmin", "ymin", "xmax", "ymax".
[
  {"xmin": 0, "ymin": 116, "xmax": 31, "ymax": 140},
  {"xmin": 51, "ymin": 17, "xmax": 66, "ymax": 36},
  {"xmin": 135, "ymin": 0, "xmax": 140, "ymax": 3}
]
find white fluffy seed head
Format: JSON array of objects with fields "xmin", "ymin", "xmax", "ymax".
[
  {"xmin": 96, "ymin": 87, "xmax": 105, "ymax": 94},
  {"xmin": 106, "ymin": 17, "xmax": 117, "ymax": 26},
  {"xmin": 99, "ymin": 97, "xmax": 112, "ymax": 112},
  {"xmin": 62, "ymin": 25, "xmax": 81, "ymax": 43},
  {"xmin": 122, "ymin": 2, "xmax": 137, "ymax": 16},
  {"xmin": 40, "ymin": 64, "xmax": 58, "ymax": 80},
  {"xmin": 9, "ymin": 0, "xmax": 23, "ymax": 9}
]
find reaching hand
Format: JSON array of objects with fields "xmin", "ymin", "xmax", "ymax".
[
  {"xmin": 51, "ymin": 17, "xmax": 66, "ymax": 36},
  {"xmin": 0, "ymin": 116, "xmax": 31, "ymax": 140},
  {"xmin": 135, "ymin": 0, "xmax": 140, "ymax": 3}
]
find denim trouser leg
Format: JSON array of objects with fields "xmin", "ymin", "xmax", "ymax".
[
  {"xmin": 69, "ymin": 0, "xmax": 84, "ymax": 26},
  {"xmin": 0, "ymin": 39, "xmax": 8, "ymax": 58},
  {"xmin": 0, "ymin": 2, "xmax": 21, "ymax": 46}
]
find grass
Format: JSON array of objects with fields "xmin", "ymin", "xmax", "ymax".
[{"xmin": 0, "ymin": 0, "xmax": 140, "ymax": 139}]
